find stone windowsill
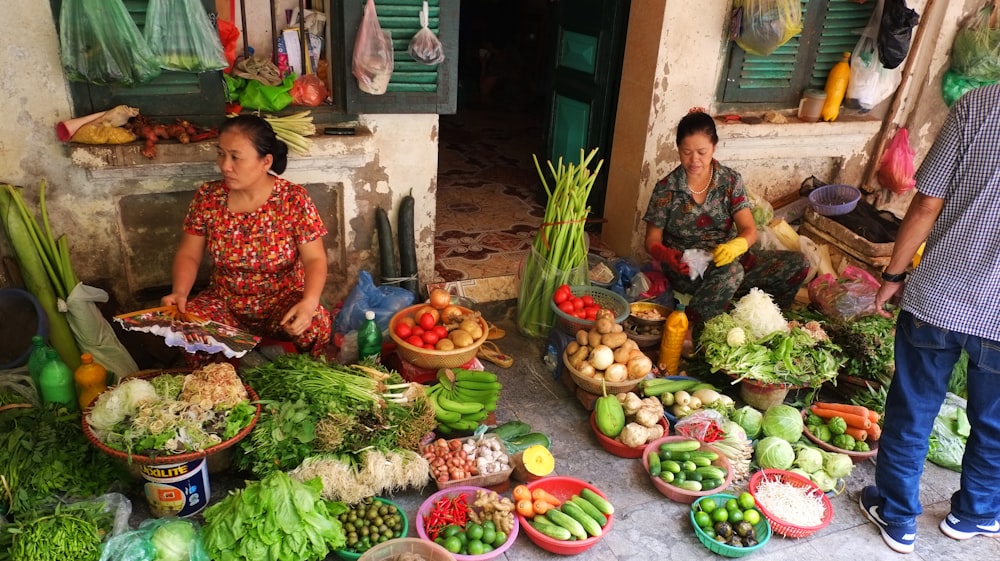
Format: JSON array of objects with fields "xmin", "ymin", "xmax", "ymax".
[{"xmin": 716, "ymin": 112, "xmax": 883, "ymax": 159}]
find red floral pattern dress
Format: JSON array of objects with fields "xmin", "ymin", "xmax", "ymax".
[{"xmin": 182, "ymin": 178, "xmax": 331, "ymax": 360}]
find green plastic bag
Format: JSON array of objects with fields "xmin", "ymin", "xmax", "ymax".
[
  {"xmin": 144, "ymin": 0, "xmax": 228, "ymax": 72},
  {"xmin": 238, "ymin": 75, "xmax": 295, "ymax": 112},
  {"xmin": 58, "ymin": 0, "xmax": 161, "ymax": 86},
  {"xmin": 941, "ymin": 68, "xmax": 997, "ymax": 107},
  {"xmin": 951, "ymin": 3, "xmax": 1000, "ymax": 81}
]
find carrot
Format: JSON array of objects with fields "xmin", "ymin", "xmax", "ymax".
[
  {"xmin": 516, "ymin": 499, "xmax": 535, "ymax": 518},
  {"xmin": 867, "ymin": 409, "xmax": 881, "ymax": 425},
  {"xmin": 866, "ymin": 422, "xmax": 882, "ymax": 442},
  {"xmin": 844, "ymin": 426, "xmax": 868, "ymax": 442},
  {"xmin": 513, "ymin": 485, "xmax": 532, "ymax": 503},
  {"xmin": 811, "ymin": 407, "xmax": 871, "ymax": 429},
  {"xmin": 532, "ymin": 499, "xmax": 556, "ymax": 515},
  {"xmin": 531, "ymin": 488, "xmax": 562, "ymax": 507},
  {"xmin": 812, "ymin": 402, "xmax": 872, "ymax": 420}
]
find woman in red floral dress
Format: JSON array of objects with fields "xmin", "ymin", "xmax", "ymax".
[{"xmin": 162, "ymin": 115, "xmax": 331, "ymax": 363}]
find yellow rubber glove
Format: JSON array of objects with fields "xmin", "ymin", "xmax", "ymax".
[{"xmin": 713, "ymin": 237, "xmax": 749, "ymax": 267}]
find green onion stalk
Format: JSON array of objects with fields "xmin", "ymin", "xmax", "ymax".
[{"xmin": 517, "ymin": 149, "xmax": 603, "ymax": 337}]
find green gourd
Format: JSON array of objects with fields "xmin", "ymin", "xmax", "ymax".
[{"xmin": 594, "ymin": 379, "xmax": 625, "ymax": 438}]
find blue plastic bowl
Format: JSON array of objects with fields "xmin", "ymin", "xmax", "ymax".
[
  {"xmin": 808, "ymin": 184, "xmax": 861, "ymax": 216},
  {"xmin": 0, "ymin": 288, "xmax": 48, "ymax": 369}
]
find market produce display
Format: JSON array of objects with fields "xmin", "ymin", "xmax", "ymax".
[
  {"xmin": 392, "ymin": 303, "xmax": 485, "ymax": 352},
  {"xmin": 644, "ymin": 437, "xmax": 731, "ymax": 497},
  {"xmin": 335, "ymin": 497, "xmax": 407, "ymax": 557},
  {"xmin": 691, "ymin": 492, "xmax": 770, "ymax": 553},
  {"xmin": 417, "ymin": 487, "xmax": 518, "ymax": 557},
  {"xmin": 640, "ymin": 377, "xmax": 734, "ymax": 418},
  {"xmin": 425, "ymin": 369, "xmax": 501, "ymax": 434},
  {"xmin": 747, "ymin": 469, "xmax": 833, "ymax": 538},
  {"xmin": 516, "ymin": 477, "xmax": 613, "ymax": 555},
  {"xmin": 98, "ymin": 517, "xmax": 209, "ymax": 561},
  {"xmin": 563, "ymin": 319, "xmax": 654, "ymax": 386},
  {"xmin": 806, "ymin": 402, "xmax": 881, "ymax": 450},
  {"xmin": 421, "ymin": 435, "xmax": 511, "ymax": 488},
  {"xmin": 600, "ymin": 391, "xmax": 666, "ymax": 448},
  {"xmin": 0, "ymin": 493, "xmax": 125, "ymax": 561}
]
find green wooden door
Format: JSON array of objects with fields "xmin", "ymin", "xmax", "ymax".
[{"xmin": 545, "ymin": 0, "xmax": 629, "ymax": 219}]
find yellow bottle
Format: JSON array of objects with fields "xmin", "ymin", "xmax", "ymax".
[
  {"xmin": 74, "ymin": 353, "xmax": 107, "ymax": 411},
  {"xmin": 658, "ymin": 303, "xmax": 689, "ymax": 376},
  {"xmin": 821, "ymin": 52, "xmax": 851, "ymax": 122}
]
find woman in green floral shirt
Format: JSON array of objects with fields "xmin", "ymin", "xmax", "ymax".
[{"xmin": 643, "ymin": 111, "xmax": 808, "ymax": 334}]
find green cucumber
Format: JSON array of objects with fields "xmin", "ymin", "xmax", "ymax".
[
  {"xmin": 673, "ymin": 480, "xmax": 703, "ymax": 492},
  {"xmin": 658, "ymin": 470, "xmax": 675, "ymax": 483},
  {"xmin": 647, "ymin": 453, "xmax": 661, "ymax": 477},
  {"xmin": 545, "ymin": 508, "xmax": 587, "ymax": 540},
  {"xmin": 695, "ymin": 466, "xmax": 727, "ymax": 480},
  {"xmin": 660, "ymin": 460, "xmax": 681, "ymax": 474},
  {"xmin": 397, "ymin": 194, "xmax": 418, "ymax": 297},
  {"xmin": 561, "ymin": 501, "xmax": 602, "ymax": 537},
  {"xmin": 701, "ymin": 478, "xmax": 723, "ymax": 491},
  {"xmin": 375, "ymin": 206, "xmax": 398, "ymax": 283},
  {"xmin": 580, "ymin": 488, "xmax": 614, "ymax": 516},
  {"xmin": 504, "ymin": 432, "xmax": 551, "ymax": 454},
  {"xmin": 531, "ymin": 518, "xmax": 572, "ymax": 541},
  {"xmin": 682, "ymin": 460, "xmax": 697, "ymax": 472},
  {"xmin": 568, "ymin": 496, "xmax": 608, "ymax": 527},
  {"xmin": 689, "ymin": 455, "xmax": 712, "ymax": 467},
  {"xmin": 639, "ymin": 377, "xmax": 701, "ymax": 397},
  {"xmin": 659, "ymin": 439, "xmax": 701, "ymax": 453}
]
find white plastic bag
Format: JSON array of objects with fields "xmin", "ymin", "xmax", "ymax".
[
  {"xmin": 352, "ymin": 0, "xmax": 394, "ymax": 94},
  {"xmin": 846, "ymin": 0, "xmax": 883, "ymax": 111},
  {"xmin": 408, "ymin": 1, "xmax": 444, "ymax": 65},
  {"xmin": 61, "ymin": 283, "xmax": 138, "ymax": 381},
  {"xmin": 682, "ymin": 249, "xmax": 713, "ymax": 280}
]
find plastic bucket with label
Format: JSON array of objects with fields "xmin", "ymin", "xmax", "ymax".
[{"xmin": 140, "ymin": 458, "xmax": 211, "ymax": 517}]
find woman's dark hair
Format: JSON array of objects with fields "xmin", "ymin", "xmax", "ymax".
[
  {"xmin": 220, "ymin": 115, "xmax": 289, "ymax": 174},
  {"xmin": 676, "ymin": 111, "xmax": 718, "ymax": 147}
]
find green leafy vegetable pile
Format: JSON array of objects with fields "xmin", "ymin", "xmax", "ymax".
[{"xmin": 0, "ymin": 494, "xmax": 120, "ymax": 561}]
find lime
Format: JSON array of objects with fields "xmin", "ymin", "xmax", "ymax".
[
  {"xmin": 728, "ymin": 509, "xmax": 744, "ymax": 523},
  {"xmin": 481, "ymin": 527, "xmax": 496, "ymax": 546},
  {"xmin": 442, "ymin": 525, "xmax": 463, "ymax": 539},
  {"xmin": 711, "ymin": 507, "xmax": 729, "ymax": 523},
  {"xmin": 482, "ymin": 520, "xmax": 496, "ymax": 532},
  {"xmin": 694, "ymin": 511, "xmax": 712, "ymax": 529},
  {"xmin": 700, "ymin": 498, "xmax": 717, "ymax": 513},
  {"xmin": 738, "ymin": 492, "xmax": 756, "ymax": 510},
  {"xmin": 725, "ymin": 499, "xmax": 739, "ymax": 513},
  {"xmin": 467, "ymin": 539, "xmax": 486, "ymax": 556},
  {"xmin": 493, "ymin": 530, "xmax": 507, "ymax": 547},
  {"xmin": 743, "ymin": 508, "xmax": 761, "ymax": 526},
  {"xmin": 466, "ymin": 523, "xmax": 484, "ymax": 542},
  {"xmin": 443, "ymin": 536, "xmax": 462, "ymax": 554}
]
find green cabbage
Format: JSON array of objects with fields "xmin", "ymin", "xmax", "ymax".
[
  {"xmin": 761, "ymin": 404, "xmax": 804, "ymax": 442},
  {"xmin": 732, "ymin": 406, "xmax": 764, "ymax": 439},
  {"xmin": 151, "ymin": 519, "xmax": 199, "ymax": 561},
  {"xmin": 756, "ymin": 436, "xmax": 795, "ymax": 470}
]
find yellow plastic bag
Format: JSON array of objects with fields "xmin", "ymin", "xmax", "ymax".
[{"xmin": 732, "ymin": 0, "xmax": 803, "ymax": 56}]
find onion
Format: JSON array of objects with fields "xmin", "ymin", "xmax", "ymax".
[
  {"xmin": 589, "ymin": 345, "xmax": 615, "ymax": 370},
  {"xmin": 429, "ymin": 288, "xmax": 451, "ymax": 310}
]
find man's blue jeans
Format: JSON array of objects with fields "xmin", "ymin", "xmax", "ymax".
[{"xmin": 875, "ymin": 310, "xmax": 1000, "ymax": 526}]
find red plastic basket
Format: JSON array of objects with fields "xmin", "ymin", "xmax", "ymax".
[{"xmin": 747, "ymin": 469, "xmax": 833, "ymax": 538}]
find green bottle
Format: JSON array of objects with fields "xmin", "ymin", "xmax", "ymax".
[
  {"xmin": 39, "ymin": 349, "xmax": 77, "ymax": 410},
  {"xmin": 357, "ymin": 310, "xmax": 383, "ymax": 361},
  {"xmin": 27, "ymin": 336, "xmax": 51, "ymax": 389}
]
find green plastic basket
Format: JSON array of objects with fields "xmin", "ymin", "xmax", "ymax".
[
  {"xmin": 549, "ymin": 285, "xmax": 629, "ymax": 334},
  {"xmin": 690, "ymin": 494, "xmax": 771, "ymax": 558}
]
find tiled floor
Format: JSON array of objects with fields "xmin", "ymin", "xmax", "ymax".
[{"xmin": 432, "ymin": 109, "xmax": 614, "ymax": 303}]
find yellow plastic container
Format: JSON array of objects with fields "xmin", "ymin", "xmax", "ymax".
[
  {"xmin": 821, "ymin": 53, "xmax": 851, "ymax": 122},
  {"xmin": 74, "ymin": 353, "xmax": 107, "ymax": 411},
  {"xmin": 658, "ymin": 304, "xmax": 689, "ymax": 375}
]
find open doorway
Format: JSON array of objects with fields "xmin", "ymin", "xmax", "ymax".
[{"xmin": 433, "ymin": 0, "xmax": 553, "ymax": 289}]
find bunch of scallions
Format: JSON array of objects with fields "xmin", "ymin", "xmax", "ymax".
[{"xmin": 517, "ymin": 148, "xmax": 603, "ymax": 337}]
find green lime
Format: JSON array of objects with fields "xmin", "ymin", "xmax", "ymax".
[
  {"xmin": 443, "ymin": 536, "xmax": 462, "ymax": 554},
  {"xmin": 738, "ymin": 492, "xmax": 756, "ymax": 510},
  {"xmin": 493, "ymin": 530, "xmax": 507, "ymax": 547},
  {"xmin": 726, "ymin": 499, "xmax": 739, "ymax": 513},
  {"xmin": 481, "ymin": 527, "xmax": 496, "ymax": 546},
  {"xmin": 442, "ymin": 524, "xmax": 463, "ymax": 539},
  {"xmin": 467, "ymin": 539, "xmax": 485, "ymax": 556},
  {"xmin": 466, "ymin": 522, "xmax": 484, "ymax": 542},
  {"xmin": 700, "ymin": 498, "xmax": 717, "ymax": 513},
  {"xmin": 743, "ymin": 508, "xmax": 761, "ymax": 526},
  {"xmin": 694, "ymin": 511, "xmax": 712, "ymax": 529},
  {"xmin": 728, "ymin": 509, "xmax": 744, "ymax": 523},
  {"xmin": 482, "ymin": 520, "xmax": 496, "ymax": 532},
  {"xmin": 711, "ymin": 507, "xmax": 729, "ymax": 523}
]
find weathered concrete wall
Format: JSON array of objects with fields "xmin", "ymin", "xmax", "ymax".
[{"xmin": 0, "ymin": 2, "xmax": 437, "ymax": 310}]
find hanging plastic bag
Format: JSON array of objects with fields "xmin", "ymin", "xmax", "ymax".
[
  {"xmin": 951, "ymin": 2, "xmax": 1000, "ymax": 81},
  {"xmin": 878, "ymin": 0, "xmax": 920, "ymax": 70},
  {"xmin": 217, "ymin": 19, "xmax": 241, "ymax": 73},
  {"xmin": 807, "ymin": 266, "xmax": 882, "ymax": 320},
  {"xmin": 290, "ymin": 74, "xmax": 329, "ymax": 106},
  {"xmin": 846, "ymin": 1, "xmax": 883, "ymax": 111},
  {"xmin": 62, "ymin": 283, "xmax": 139, "ymax": 382},
  {"xmin": 58, "ymin": 0, "xmax": 162, "ymax": 86},
  {"xmin": 144, "ymin": 0, "xmax": 228, "ymax": 72},
  {"xmin": 941, "ymin": 68, "xmax": 997, "ymax": 107},
  {"xmin": 239, "ymin": 75, "xmax": 295, "ymax": 112},
  {"xmin": 352, "ymin": 0, "xmax": 394, "ymax": 95},
  {"xmin": 409, "ymin": 1, "xmax": 445, "ymax": 65},
  {"xmin": 732, "ymin": 0, "xmax": 803, "ymax": 56},
  {"xmin": 877, "ymin": 127, "xmax": 917, "ymax": 194}
]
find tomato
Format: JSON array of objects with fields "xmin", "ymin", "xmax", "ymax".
[
  {"xmin": 418, "ymin": 312, "xmax": 437, "ymax": 331},
  {"xmin": 553, "ymin": 289, "xmax": 569, "ymax": 305},
  {"xmin": 558, "ymin": 301, "xmax": 575, "ymax": 315},
  {"xmin": 421, "ymin": 331, "xmax": 440, "ymax": 345},
  {"xmin": 432, "ymin": 325, "xmax": 449, "ymax": 338},
  {"xmin": 571, "ymin": 297, "xmax": 584, "ymax": 311},
  {"xmin": 394, "ymin": 323, "xmax": 412, "ymax": 339},
  {"xmin": 581, "ymin": 295, "xmax": 595, "ymax": 306},
  {"xmin": 406, "ymin": 335, "xmax": 425, "ymax": 348},
  {"xmin": 584, "ymin": 307, "xmax": 598, "ymax": 320},
  {"xmin": 573, "ymin": 310, "xmax": 586, "ymax": 319},
  {"xmin": 411, "ymin": 326, "xmax": 425, "ymax": 337}
]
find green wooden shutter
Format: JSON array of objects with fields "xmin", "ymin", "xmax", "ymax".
[
  {"xmin": 342, "ymin": 0, "xmax": 459, "ymax": 114},
  {"xmin": 720, "ymin": 0, "xmax": 875, "ymax": 107},
  {"xmin": 51, "ymin": 0, "xmax": 226, "ymax": 122}
]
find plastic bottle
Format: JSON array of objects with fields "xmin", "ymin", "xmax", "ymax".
[
  {"xmin": 74, "ymin": 353, "xmax": 108, "ymax": 411},
  {"xmin": 821, "ymin": 52, "xmax": 852, "ymax": 122},
  {"xmin": 27, "ymin": 336, "xmax": 51, "ymax": 389},
  {"xmin": 658, "ymin": 303, "xmax": 689, "ymax": 376},
  {"xmin": 39, "ymin": 348, "xmax": 76, "ymax": 410},
  {"xmin": 357, "ymin": 310, "xmax": 383, "ymax": 361}
]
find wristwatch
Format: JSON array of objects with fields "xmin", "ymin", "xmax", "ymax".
[{"xmin": 881, "ymin": 270, "xmax": 908, "ymax": 283}]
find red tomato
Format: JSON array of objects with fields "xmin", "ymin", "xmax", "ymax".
[
  {"xmin": 585, "ymin": 307, "xmax": 598, "ymax": 320},
  {"xmin": 553, "ymin": 290, "xmax": 569, "ymax": 305},
  {"xmin": 394, "ymin": 323, "xmax": 412, "ymax": 339},
  {"xmin": 421, "ymin": 331, "xmax": 440, "ymax": 345},
  {"xmin": 573, "ymin": 310, "xmax": 586, "ymax": 319},
  {"xmin": 558, "ymin": 301, "xmax": 575, "ymax": 315},
  {"xmin": 432, "ymin": 325, "xmax": 448, "ymax": 338},
  {"xmin": 411, "ymin": 326, "xmax": 425, "ymax": 337},
  {"xmin": 581, "ymin": 295, "xmax": 595, "ymax": 306},
  {"xmin": 406, "ymin": 335, "xmax": 425, "ymax": 348},
  {"xmin": 572, "ymin": 297, "xmax": 584, "ymax": 311},
  {"xmin": 418, "ymin": 312, "xmax": 437, "ymax": 331}
]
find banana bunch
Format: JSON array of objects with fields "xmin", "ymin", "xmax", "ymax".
[{"xmin": 425, "ymin": 368, "xmax": 502, "ymax": 434}]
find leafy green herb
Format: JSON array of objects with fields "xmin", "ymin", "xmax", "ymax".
[
  {"xmin": 236, "ymin": 398, "xmax": 319, "ymax": 477},
  {"xmin": 0, "ymin": 494, "xmax": 116, "ymax": 561}
]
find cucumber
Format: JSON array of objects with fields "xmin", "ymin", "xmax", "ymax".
[
  {"xmin": 531, "ymin": 518, "xmax": 572, "ymax": 541},
  {"xmin": 580, "ymin": 487, "xmax": 614, "ymax": 516},
  {"xmin": 374, "ymin": 207, "xmax": 398, "ymax": 283},
  {"xmin": 686, "ymin": 471, "xmax": 703, "ymax": 482},
  {"xmin": 701, "ymin": 478, "xmax": 722, "ymax": 491},
  {"xmin": 568, "ymin": 496, "xmax": 608, "ymax": 527},
  {"xmin": 659, "ymin": 439, "xmax": 701, "ymax": 453},
  {"xmin": 673, "ymin": 480, "xmax": 703, "ymax": 492},
  {"xmin": 660, "ymin": 450, "xmax": 690, "ymax": 462},
  {"xmin": 658, "ymin": 470, "xmax": 675, "ymax": 483},
  {"xmin": 639, "ymin": 377, "xmax": 700, "ymax": 397},
  {"xmin": 690, "ymin": 455, "xmax": 712, "ymax": 467},
  {"xmin": 695, "ymin": 466, "xmax": 727, "ymax": 481},
  {"xmin": 688, "ymin": 450, "xmax": 719, "ymax": 461},
  {"xmin": 647, "ymin": 453, "xmax": 661, "ymax": 477},
  {"xmin": 545, "ymin": 508, "xmax": 587, "ymax": 540},
  {"xmin": 504, "ymin": 432, "xmax": 551, "ymax": 454},
  {"xmin": 660, "ymin": 460, "xmax": 681, "ymax": 474},
  {"xmin": 561, "ymin": 501, "xmax": 602, "ymax": 538},
  {"xmin": 682, "ymin": 460, "xmax": 697, "ymax": 472},
  {"xmin": 397, "ymin": 194, "xmax": 418, "ymax": 297}
]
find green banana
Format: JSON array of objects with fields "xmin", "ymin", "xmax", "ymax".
[{"xmin": 436, "ymin": 392, "xmax": 485, "ymax": 414}]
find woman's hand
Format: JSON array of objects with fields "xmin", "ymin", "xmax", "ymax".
[
  {"xmin": 650, "ymin": 244, "xmax": 690, "ymax": 275},
  {"xmin": 280, "ymin": 299, "xmax": 319, "ymax": 337},
  {"xmin": 161, "ymin": 293, "xmax": 189, "ymax": 314},
  {"xmin": 713, "ymin": 237, "xmax": 748, "ymax": 266}
]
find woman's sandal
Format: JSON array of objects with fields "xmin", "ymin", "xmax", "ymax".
[
  {"xmin": 486, "ymin": 321, "xmax": 505, "ymax": 340},
  {"xmin": 477, "ymin": 341, "xmax": 514, "ymax": 368}
]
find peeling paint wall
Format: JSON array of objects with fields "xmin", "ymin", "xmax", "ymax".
[{"xmin": 0, "ymin": 2, "xmax": 437, "ymax": 310}]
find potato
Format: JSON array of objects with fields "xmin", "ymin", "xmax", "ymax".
[
  {"xmin": 595, "ymin": 317, "xmax": 615, "ymax": 335},
  {"xmin": 459, "ymin": 318, "xmax": 483, "ymax": 340},
  {"xmin": 587, "ymin": 329, "xmax": 603, "ymax": 348},
  {"xmin": 601, "ymin": 331, "xmax": 628, "ymax": 350},
  {"xmin": 449, "ymin": 329, "xmax": 475, "ymax": 348}
]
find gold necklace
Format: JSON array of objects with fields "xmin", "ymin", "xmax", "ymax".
[{"xmin": 688, "ymin": 173, "xmax": 712, "ymax": 195}]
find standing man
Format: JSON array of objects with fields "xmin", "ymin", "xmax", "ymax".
[{"xmin": 859, "ymin": 83, "xmax": 1000, "ymax": 554}]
